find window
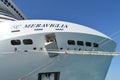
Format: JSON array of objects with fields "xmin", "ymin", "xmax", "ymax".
[
  {"xmin": 13, "ymin": 7, "xmax": 16, "ymax": 11},
  {"xmin": 86, "ymin": 42, "xmax": 91, "ymax": 47},
  {"xmin": 11, "ymin": 5, "xmax": 14, "ymax": 9},
  {"xmin": 33, "ymin": 47, "xmax": 37, "ymax": 50},
  {"xmin": 68, "ymin": 40, "xmax": 75, "ymax": 45},
  {"xmin": 4, "ymin": 0, "xmax": 8, "ymax": 2},
  {"xmin": 23, "ymin": 39, "xmax": 33, "ymax": 45},
  {"xmin": 8, "ymin": 2, "xmax": 11, "ymax": 6},
  {"xmin": 93, "ymin": 43, "xmax": 99, "ymax": 47},
  {"xmin": 22, "ymin": 17, "xmax": 24, "ymax": 19},
  {"xmin": 38, "ymin": 72, "xmax": 60, "ymax": 80},
  {"xmin": 11, "ymin": 40, "xmax": 21, "ymax": 45},
  {"xmin": 60, "ymin": 48, "xmax": 63, "ymax": 50},
  {"xmin": 18, "ymin": 13, "xmax": 21, "ymax": 16},
  {"xmin": 77, "ymin": 41, "xmax": 84, "ymax": 46},
  {"xmin": 16, "ymin": 10, "xmax": 18, "ymax": 13},
  {"xmin": 79, "ymin": 48, "xmax": 81, "ymax": 51}
]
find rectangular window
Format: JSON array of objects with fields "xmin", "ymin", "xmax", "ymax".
[
  {"xmin": 77, "ymin": 41, "xmax": 84, "ymax": 46},
  {"xmin": 93, "ymin": 43, "xmax": 99, "ymax": 47},
  {"xmin": 38, "ymin": 72, "xmax": 60, "ymax": 80},
  {"xmin": 68, "ymin": 40, "xmax": 75, "ymax": 45},
  {"xmin": 86, "ymin": 42, "xmax": 91, "ymax": 47},
  {"xmin": 11, "ymin": 40, "xmax": 21, "ymax": 45},
  {"xmin": 23, "ymin": 39, "xmax": 33, "ymax": 45}
]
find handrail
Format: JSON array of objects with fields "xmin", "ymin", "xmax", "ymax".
[{"xmin": 0, "ymin": 49, "xmax": 120, "ymax": 56}]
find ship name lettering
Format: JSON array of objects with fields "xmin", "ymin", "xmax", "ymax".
[{"xmin": 24, "ymin": 24, "xmax": 68, "ymax": 28}]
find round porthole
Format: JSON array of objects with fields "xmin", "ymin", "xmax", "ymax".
[{"xmin": 33, "ymin": 47, "xmax": 37, "ymax": 50}]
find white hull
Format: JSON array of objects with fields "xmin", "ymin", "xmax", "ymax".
[
  {"xmin": 0, "ymin": 20, "xmax": 116, "ymax": 80},
  {"xmin": 0, "ymin": 0, "xmax": 117, "ymax": 79},
  {"xmin": 0, "ymin": 52, "xmax": 112, "ymax": 80}
]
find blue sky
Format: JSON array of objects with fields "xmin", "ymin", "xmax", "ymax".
[{"xmin": 13, "ymin": 0, "xmax": 120, "ymax": 80}]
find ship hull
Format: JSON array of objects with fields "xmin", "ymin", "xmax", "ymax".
[{"xmin": 0, "ymin": 52, "xmax": 112, "ymax": 80}]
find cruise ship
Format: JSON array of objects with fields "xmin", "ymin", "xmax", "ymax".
[{"xmin": 0, "ymin": 0, "xmax": 117, "ymax": 80}]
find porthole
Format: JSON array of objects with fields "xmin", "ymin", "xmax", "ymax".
[
  {"xmin": 60, "ymin": 48, "xmax": 63, "ymax": 50},
  {"xmin": 79, "ymin": 48, "xmax": 81, "ymax": 51},
  {"xmin": 33, "ymin": 47, "xmax": 37, "ymax": 50},
  {"xmin": 14, "ymin": 48, "xmax": 17, "ymax": 51}
]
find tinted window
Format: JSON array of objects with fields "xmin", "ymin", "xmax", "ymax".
[
  {"xmin": 23, "ymin": 39, "xmax": 33, "ymax": 45},
  {"xmin": 5, "ymin": 0, "xmax": 8, "ymax": 2},
  {"xmin": 77, "ymin": 41, "xmax": 84, "ymax": 46},
  {"xmin": 68, "ymin": 40, "xmax": 75, "ymax": 45},
  {"xmin": 86, "ymin": 42, "xmax": 91, "ymax": 47},
  {"xmin": 11, "ymin": 40, "xmax": 21, "ymax": 45},
  {"xmin": 10, "ymin": 5, "xmax": 13, "ymax": 9},
  {"xmin": 93, "ymin": 43, "xmax": 99, "ymax": 47},
  {"xmin": 8, "ymin": 2, "xmax": 11, "ymax": 6}
]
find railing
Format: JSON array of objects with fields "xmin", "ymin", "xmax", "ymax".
[{"xmin": 0, "ymin": 49, "xmax": 120, "ymax": 56}]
